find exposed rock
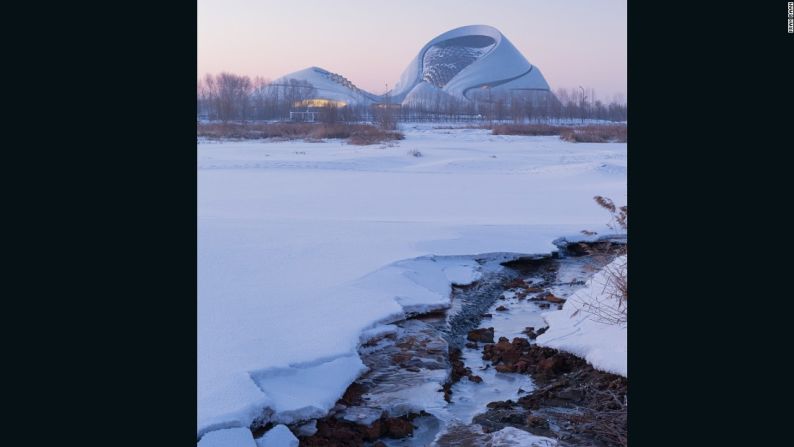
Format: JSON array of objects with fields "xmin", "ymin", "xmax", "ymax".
[
  {"xmin": 486, "ymin": 399, "xmax": 515, "ymax": 409},
  {"xmin": 526, "ymin": 415, "xmax": 550, "ymax": 429},
  {"xmin": 544, "ymin": 293, "xmax": 566, "ymax": 304},
  {"xmin": 503, "ymin": 278, "xmax": 530, "ymax": 289},
  {"xmin": 383, "ymin": 417, "xmax": 414, "ymax": 438},
  {"xmin": 557, "ymin": 388, "xmax": 585, "ymax": 401},
  {"xmin": 300, "ymin": 415, "xmax": 416, "ymax": 446},
  {"xmin": 467, "ymin": 327, "xmax": 495, "ymax": 343},
  {"xmin": 495, "ymin": 305, "xmax": 508, "ymax": 311},
  {"xmin": 479, "ymin": 344, "xmax": 627, "ymax": 447}
]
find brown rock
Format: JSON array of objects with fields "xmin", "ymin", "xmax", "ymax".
[
  {"xmin": 538, "ymin": 355, "xmax": 569, "ymax": 376},
  {"xmin": 544, "ymin": 294, "xmax": 566, "ymax": 304},
  {"xmin": 391, "ymin": 353, "xmax": 411, "ymax": 364},
  {"xmin": 467, "ymin": 327, "xmax": 495, "ymax": 343},
  {"xmin": 523, "ymin": 327, "xmax": 538, "ymax": 339},
  {"xmin": 512, "ymin": 337, "xmax": 530, "ymax": 348},
  {"xmin": 362, "ymin": 419, "xmax": 382, "ymax": 441},
  {"xmin": 487, "ymin": 400, "xmax": 515, "ymax": 409},
  {"xmin": 504, "ymin": 278, "xmax": 529, "ymax": 289},
  {"xmin": 469, "ymin": 374, "xmax": 483, "ymax": 383},
  {"xmin": 383, "ymin": 417, "xmax": 414, "ymax": 438},
  {"xmin": 527, "ymin": 415, "xmax": 550, "ymax": 429}
]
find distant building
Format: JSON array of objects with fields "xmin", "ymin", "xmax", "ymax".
[
  {"xmin": 272, "ymin": 25, "xmax": 554, "ymax": 108},
  {"xmin": 392, "ymin": 25, "xmax": 553, "ymax": 106}
]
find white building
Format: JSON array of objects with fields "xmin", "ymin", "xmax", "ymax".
[{"xmin": 272, "ymin": 25, "xmax": 553, "ymax": 107}]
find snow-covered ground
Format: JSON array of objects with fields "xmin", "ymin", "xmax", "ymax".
[
  {"xmin": 197, "ymin": 125, "xmax": 627, "ymax": 439},
  {"xmin": 536, "ymin": 255, "xmax": 628, "ymax": 377}
]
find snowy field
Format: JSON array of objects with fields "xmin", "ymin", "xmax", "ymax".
[{"xmin": 197, "ymin": 125, "xmax": 627, "ymax": 440}]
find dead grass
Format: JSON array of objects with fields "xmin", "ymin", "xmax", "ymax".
[
  {"xmin": 490, "ymin": 124, "xmax": 627, "ymax": 143},
  {"xmin": 197, "ymin": 122, "xmax": 404, "ymax": 145},
  {"xmin": 560, "ymin": 125, "xmax": 627, "ymax": 143},
  {"xmin": 491, "ymin": 124, "xmax": 566, "ymax": 136}
]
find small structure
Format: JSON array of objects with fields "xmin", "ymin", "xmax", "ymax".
[{"xmin": 289, "ymin": 110, "xmax": 319, "ymax": 122}]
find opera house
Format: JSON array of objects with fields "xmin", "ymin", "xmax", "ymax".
[{"xmin": 273, "ymin": 25, "xmax": 553, "ymax": 107}]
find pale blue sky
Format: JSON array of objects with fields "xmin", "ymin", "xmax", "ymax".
[{"xmin": 198, "ymin": 0, "xmax": 627, "ymax": 100}]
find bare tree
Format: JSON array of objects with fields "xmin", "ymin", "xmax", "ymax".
[{"xmin": 373, "ymin": 89, "xmax": 397, "ymax": 130}]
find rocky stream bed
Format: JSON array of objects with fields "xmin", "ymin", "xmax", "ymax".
[{"xmin": 253, "ymin": 239, "xmax": 626, "ymax": 446}]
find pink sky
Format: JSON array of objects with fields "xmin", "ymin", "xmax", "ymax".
[{"xmin": 198, "ymin": 0, "xmax": 626, "ymax": 100}]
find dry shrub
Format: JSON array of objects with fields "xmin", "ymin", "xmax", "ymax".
[
  {"xmin": 594, "ymin": 196, "xmax": 627, "ymax": 232},
  {"xmin": 347, "ymin": 126, "xmax": 404, "ymax": 145},
  {"xmin": 576, "ymin": 256, "xmax": 627, "ymax": 326},
  {"xmin": 560, "ymin": 125, "xmax": 627, "ymax": 143},
  {"xmin": 308, "ymin": 123, "xmax": 351, "ymax": 139},
  {"xmin": 574, "ymin": 196, "xmax": 628, "ymax": 326},
  {"xmin": 491, "ymin": 124, "xmax": 627, "ymax": 143},
  {"xmin": 491, "ymin": 124, "xmax": 566, "ymax": 136},
  {"xmin": 197, "ymin": 122, "xmax": 316, "ymax": 139},
  {"xmin": 197, "ymin": 122, "xmax": 403, "ymax": 145}
]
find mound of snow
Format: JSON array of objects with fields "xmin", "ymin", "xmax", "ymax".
[
  {"xmin": 536, "ymin": 256, "xmax": 627, "ymax": 376},
  {"xmin": 490, "ymin": 426, "xmax": 558, "ymax": 446},
  {"xmin": 250, "ymin": 355, "xmax": 367, "ymax": 425},
  {"xmin": 198, "ymin": 428, "xmax": 256, "ymax": 447},
  {"xmin": 256, "ymin": 425, "xmax": 298, "ymax": 447}
]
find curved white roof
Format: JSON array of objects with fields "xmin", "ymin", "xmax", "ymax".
[
  {"xmin": 391, "ymin": 25, "xmax": 551, "ymax": 103},
  {"xmin": 270, "ymin": 25, "xmax": 552, "ymax": 106},
  {"xmin": 273, "ymin": 67, "xmax": 378, "ymax": 105}
]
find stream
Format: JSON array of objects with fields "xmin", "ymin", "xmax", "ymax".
[{"xmin": 293, "ymin": 239, "xmax": 622, "ymax": 446}]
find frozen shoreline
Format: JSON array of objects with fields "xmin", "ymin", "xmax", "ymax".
[{"xmin": 197, "ymin": 127, "xmax": 626, "ymax": 441}]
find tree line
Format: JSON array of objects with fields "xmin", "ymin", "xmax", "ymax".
[{"xmin": 197, "ymin": 72, "xmax": 627, "ymax": 124}]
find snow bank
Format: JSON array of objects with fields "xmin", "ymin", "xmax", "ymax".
[
  {"xmin": 256, "ymin": 425, "xmax": 298, "ymax": 447},
  {"xmin": 198, "ymin": 127, "xmax": 627, "ymax": 436},
  {"xmin": 197, "ymin": 428, "xmax": 256, "ymax": 447},
  {"xmin": 536, "ymin": 256, "xmax": 627, "ymax": 376},
  {"xmin": 490, "ymin": 426, "xmax": 558, "ymax": 446},
  {"xmin": 250, "ymin": 355, "xmax": 367, "ymax": 425}
]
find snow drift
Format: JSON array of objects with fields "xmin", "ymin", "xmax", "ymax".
[{"xmin": 536, "ymin": 255, "xmax": 628, "ymax": 377}]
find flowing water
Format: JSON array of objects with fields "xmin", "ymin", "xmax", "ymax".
[{"xmin": 303, "ymin": 241, "xmax": 621, "ymax": 446}]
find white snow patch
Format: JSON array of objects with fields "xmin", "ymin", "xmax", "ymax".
[
  {"xmin": 536, "ymin": 256, "xmax": 627, "ymax": 376},
  {"xmin": 198, "ymin": 427, "xmax": 256, "ymax": 447},
  {"xmin": 489, "ymin": 426, "xmax": 558, "ymax": 446},
  {"xmin": 250, "ymin": 354, "xmax": 367, "ymax": 425},
  {"xmin": 255, "ymin": 425, "xmax": 298, "ymax": 447},
  {"xmin": 443, "ymin": 263, "xmax": 481, "ymax": 286}
]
